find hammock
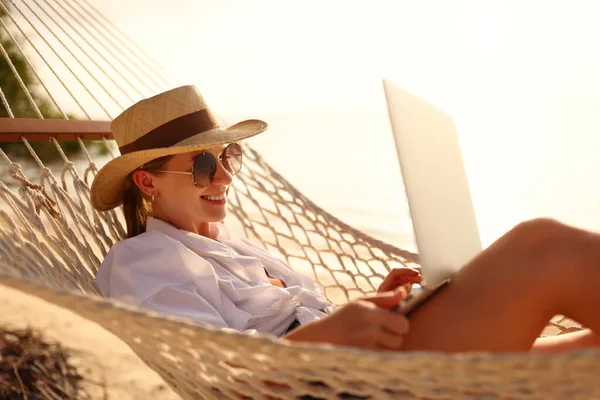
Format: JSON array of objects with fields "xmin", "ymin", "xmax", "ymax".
[{"xmin": 0, "ymin": 1, "xmax": 598, "ymax": 399}]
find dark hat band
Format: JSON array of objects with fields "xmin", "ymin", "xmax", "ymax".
[{"xmin": 118, "ymin": 109, "xmax": 218, "ymax": 155}]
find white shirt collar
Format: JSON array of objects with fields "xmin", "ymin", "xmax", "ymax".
[{"xmin": 146, "ymin": 217, "xmax": 235, "ymax": 256}]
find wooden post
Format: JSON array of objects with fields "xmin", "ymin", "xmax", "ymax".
[{"xmin": 0, "ymin": 118, "xmax": 113, "ymax": 142}]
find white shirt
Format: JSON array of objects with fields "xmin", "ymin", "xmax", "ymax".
[{"xmin": 96, "ymin": 217, "xmax": 335, "ymax": 337}]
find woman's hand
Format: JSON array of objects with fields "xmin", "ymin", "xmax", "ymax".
[
  {"xmin": 378, "ymin": 267, "xmax": 421, "ymax": 294},
  {"xmin": 284, "ymin": 289, "xmax": 410, "ymax": 351}
]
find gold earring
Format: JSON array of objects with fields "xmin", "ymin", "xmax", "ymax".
[{"xmin": 151, "ymin": 194, "xmax": 155, "ymax": 202}]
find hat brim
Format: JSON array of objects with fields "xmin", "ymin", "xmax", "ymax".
[{"xmin": 90, "ymin": 119, "xmax": 267, "ymax": 211}]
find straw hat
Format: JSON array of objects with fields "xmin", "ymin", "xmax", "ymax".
[{"xmin": 90, "ymin": 85, "xmax": 267, "ymax": 211}]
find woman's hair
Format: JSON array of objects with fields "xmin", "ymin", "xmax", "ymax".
[{"xmin": 123, "ymin": 155, "xmax": 172, "ymax": 238}]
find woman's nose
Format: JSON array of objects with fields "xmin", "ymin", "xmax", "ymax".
[{"xmin": 212, "ymin": 161, "xmax": 233, "ymax": 185}]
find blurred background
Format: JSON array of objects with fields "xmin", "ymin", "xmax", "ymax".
[{"xmin": 2, "ymin": 0, "xmax": 600, "ymax": 251}]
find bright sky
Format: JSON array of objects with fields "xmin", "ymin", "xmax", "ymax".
[
  {"xmin": 92, "ymin": 0, "xmax": 600, "ymax": 236},
  {"xmin": 9, "ymin": 0, "xmax": 600, "ymax": 243},
  {"xmin": 92, "ymin": 0, "xmax": 600, "ymax": 113}
]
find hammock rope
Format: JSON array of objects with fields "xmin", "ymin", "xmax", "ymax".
[
  {"xmin": 0, "ymin": 2, "xmax": 598, "ymax": 398},
  {"xmin": 0, "ymin": 0, "xmax": 91, "ymax": 118},
  {"xmin": 4, "ymin": 0, "xmax": 112, "ymax": 118}
]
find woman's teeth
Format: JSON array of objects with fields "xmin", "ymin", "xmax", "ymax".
[{"xmin": 202, "ymin": 194, "xmax": 226, "ymax": 201}]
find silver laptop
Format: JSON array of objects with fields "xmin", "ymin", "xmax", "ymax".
[{"xmin": 382, "ymin": 79, "xmax": 483, "ymax": 315}]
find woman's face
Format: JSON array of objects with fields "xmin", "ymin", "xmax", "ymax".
[{"xmin": 144, "ymin": 145, "xmax": 233, "ymax": 231}]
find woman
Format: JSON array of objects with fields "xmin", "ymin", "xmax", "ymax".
[{"xmin": 91, "ymin": 85, "xmax": 600, "ymax": 353}]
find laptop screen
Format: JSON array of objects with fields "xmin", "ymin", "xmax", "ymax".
[{"xmin": 383, "ymin": 79, "xmax": 482, "ymax": 285}]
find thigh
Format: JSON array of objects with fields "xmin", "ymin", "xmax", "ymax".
[{"xmin": 400, "ymin": 225, "xmax": 557, "ymax": 352}]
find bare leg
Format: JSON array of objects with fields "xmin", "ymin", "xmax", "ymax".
[{"xmin": 401, "ymin": 218, "xmax": 600, "ymax": 352}]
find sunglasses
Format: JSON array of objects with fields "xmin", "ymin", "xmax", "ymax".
[{"xmin": 154, "ymin": 143, "xmax": 243, "ymax": 188}]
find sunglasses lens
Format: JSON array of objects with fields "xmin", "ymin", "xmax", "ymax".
[
  {"xmin": 193, "ymin": 152, "xmax": 217, "ymax": 187},
  {"xmin": 222, "ymin": 143, "xmax": 242, "ymax": 175}
]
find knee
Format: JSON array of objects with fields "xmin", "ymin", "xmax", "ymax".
[
  {"xmin": 507, "ymin": 218, "xmax": 579, "ymax": 259},
  {"xmin": 511, "ymin": 218, "xmax": 567, "ymax": 239}
]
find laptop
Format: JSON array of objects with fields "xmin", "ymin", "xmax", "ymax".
[{"xmin": 382, "ymin": 79, "xmax": 483, "ymax": 315}]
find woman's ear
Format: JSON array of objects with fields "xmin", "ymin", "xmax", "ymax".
[{"xmin": 132, "ymin": 170, "xmax": 156, "ymax": 197}]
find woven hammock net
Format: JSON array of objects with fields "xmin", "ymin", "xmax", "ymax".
[{"xmin": 0, "ymin": 1, "xmax": 598, "ymax": 399}]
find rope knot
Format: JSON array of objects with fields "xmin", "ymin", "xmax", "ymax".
[
  {"xmin": 10, "ymin": 167, "xmax": 62, "ymax": 219},
  {"xmin": 83, "ymin": 163, "xmax": 99, "ymax": 185},
  {"xmin": 8, "ymin": 162, "xmax": 23, "ymax": 178},
  {"xmin": 64, "ymin": 161, "xmax": 76, "ymax": 171},
  {"xmin": 40, "ymin": 167, "xmax": 54, "ymax": 179}
]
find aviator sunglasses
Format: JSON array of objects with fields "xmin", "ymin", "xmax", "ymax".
[{"xmin": 154, "ymin": 143, "xmax": 242, "ymax": 188}]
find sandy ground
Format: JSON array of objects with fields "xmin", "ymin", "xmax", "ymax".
[{"xmin": 0, "ymin": 284, "xmax": 181, "ymax": 400}]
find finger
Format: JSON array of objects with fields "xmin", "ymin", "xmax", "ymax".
[
  {"xmin": 403, "ymin": 282, "xmax": 416, "ymax": 291},
  {"xmin": 381, "ymin": 312, "xmax": 410, "ymax": 336},
  {"xmin": 346, "ymin": 325, "xmax": 384, "ymax": 351},
  {"xmin": 395, "ymin": 276, "xmax": 422, "ymax": 284},
  {"xmin": 363, "ymin": 288, "xmax": 407, "ymax": 310},
  {"xmin": 375, "ymin": 328, "xmax": 405, "ymax": 350},
  {"xmin": 388, "ymin": 268, "xmax": 420, "ymax": 278},
  {"xmin": 379, "ymin": 278, "xmax": 422, "ymax": 295}
]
